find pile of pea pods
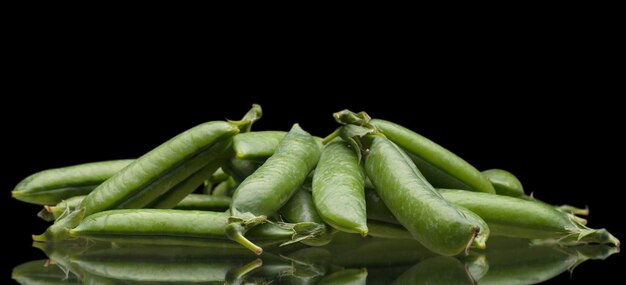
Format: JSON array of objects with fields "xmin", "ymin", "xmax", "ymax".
[{"xmin": 12, "ymin": 105, "xmax": 619, "ymax": 257}]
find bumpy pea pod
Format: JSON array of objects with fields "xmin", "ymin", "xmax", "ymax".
[
  {"xmin": 391, "ymin": 256, "xmax": 477, "ymax": 285},
  {"xmin": 69, "ymin": 209, "xmax": 319, "ymax": 248},
  {"xmin": 347, "ymin": 131, "xmax": 486, "ymax": 256},
  {"xmin": 12, "ymin": 259, "xmax": 81, "ymax": 284},
  {"xmin": 439, "ymin": 189, "xmax": 620, "ymax": 246},
  {"xmin": 482, "ymin": 168, "xmax": 525, "ymax": 197},
  {"xmin": 42, "ymin": 194, "xmax": 232, "ymax": 221},
  {"xmin": 280, "ymin": 187, "xmax": 333, "ymax": 246},
  {"xmin": 364, "ymin": 188, "xmax": 490, "ymax": 248},
  {"xmin": 372, "ymin": 118, "xmax": 495, "ymax": 194},
  {"xmin": 312, "ymin": 139, "xmax": 367, "ymax": 235},
  {"xmin": 227, "ymin": 124, "xmax": 322, "ymax": 255},
  {"xmin": 12, "ymin": 159, "xmax": 133, "ymax": 205},
  {"xmin": 333, "ymin": 112, "xmax": 494, "ymax": 194}
]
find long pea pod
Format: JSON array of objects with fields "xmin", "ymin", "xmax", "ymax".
[
  {"xmin": 439, "ymin": 189, "xmax": 620, "ymax": 245},
  {"xmin": 69, "ymin": 209, "xmax": 318, "ymax": 248},
  {"xmin": 41, "ymin": 193, "xmax": 232, "ymax": 221},
  {"xmin": 365, "ymin": 117, "xmax": 495, "ymax": 194},
  {"xmin": 482, "ymin": 168, "xmax": 525, "ymax": 197},
  {"xmin": 12, "ymin": 159, "xmax": 133, "ymax": 205},
  {"xmin": 227, "ymin": 124, "xmax": 322, "ymax": 254},
  {"xmin": 280, "ymin": 187, "xmax": 333, "ymax": 246},
  {"xmin": 312, "ymin": 139, "xmax": 367, "ymax": 235},
  {"xmin": 353, "ymin": 132, "xmax": 486, "ymax": 256}
]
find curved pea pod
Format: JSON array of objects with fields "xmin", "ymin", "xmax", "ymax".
[
  {"xmin": 12, "ymin": 159, "xmax": 133, "ymax": 205},
  {"xmin": 439, "ymin": 189, "xmax": 620, "ymax": 246},
  {"xmin": 281, "ymin": 187, "xmax": 333, "ymax": 246},
  {"xmin": 392, "ymin": 256, "xmax": 476, "ymax": 285},
  {"xmin": 368, "ymin": 118, "xmax": 495, "ymax": 194},
  {"xmin": 227, "ymin": 124, "xmax": 322, "ymax": 255},
  {"xmin": 366, "ymin": 187, "xmax": 490, "ymax": 247},
  {"xmin": 12, "ymin": 259, "xmax": 81, "ymax": 284},
  {"xmin": 318, "ymin": 269, "xmax": 367, "ymax": 285},
  {"xmin": 362, "ymin": 135, "xmax": 486, "ymax": 256},
  {"xmin": 68, "ymin": 209, "xmax": 317, "ymax": 248},
  {"xmin": 312, "ymin": 139, "xmax": 367, "ymax": 235},
  {"xmin": 233, "ymin": 131, "xmax": 287, "ymax": 161},
  {"xmin": 482, "ymin": 168, "xmax": 525, "ymax": 197}
]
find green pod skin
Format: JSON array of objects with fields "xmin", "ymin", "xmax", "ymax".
[
  {"xmin": 69, "ymin": 209, "xmax": 310, "ymax": 249},
  {"xmin": 371, "ymin": 118, "xmax": 495, "ymax": 194},
  {"xmin": 79, "ymin": 121, "xmax": 239, "ymax": 217},
  {"xmin": 43, "ymin": 194, "xmax": 232, "ymax": 221},
  {"xmin": 365, "ymin": 187, "xmax": 398, "ymax": 224},
  {"xmin": 12, "ymin": 160, "xmax": 133, "ymax": 205},
  {"xmin": 312, "ymin": 139, "xmax": 367, "ymax": 235},
  {"xmin": 148, "ymin": 149, "xmax": 230, "ymax": 209},
  {"xmin": 12, "ymin": 259, "xmax": 81, "ymax": 284},
  {"xmin": 364, "ymin": 135, "xmax": 483, "ymax": 256},
  {"xmin": 317, "ymin": 269, "xmax": 367, "ymax": 285},
  {"xmin": 228, "ymin": 124, "xmax": 321, "ymax": 255},
  {"xmin": 280, "ymin": 188, "xmax": 333, "ymax": 246},
  {"xmin": 391, "ymin": 256, "xmax": 476, "ymax": 285},
  {"xmin": 233, "ymin": 131, "xmax": 287, "ymax": 162},
  {"xmin": 482, "ymin": 168, "xmax": 525, "ymax": 197},
  {"xmin": 439, "ymin": 189, "xmax": 620, "ymax": 246}
]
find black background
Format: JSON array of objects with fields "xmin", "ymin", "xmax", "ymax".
[{"xmin": 3, "ymin": 26, "xmax": 624, "ymax": 283}]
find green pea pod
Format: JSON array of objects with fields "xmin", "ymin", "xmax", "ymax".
[
  {"xmin": 280, "ymin": 187, "xmax": 333, "ymax": 246},
  {"xmin": 233, "ymin": 131, "xmax": 287, "ymax": 161},
  {"xmin": 69, "ymin": 209, "xmax": 317, "ymax": 248},
  {"xmin": 312, "ymin": 139, "xmax": 367, "ymax": 235},
  {"xmin": 367, "ymin": 187, "xmax": 491, "ymax": 247},
  {"xmin": 368, "ymin": 118, "xmax": 495, "ymax": 194},
  {"xmin": 227, "ymin": 124, "xmax": 322, "ymax": 255},
  {"xmin": 12, "ymin": 159, "xmax": 133, "ymax": 205},
  {"xmin": 366, "ymin": 220, "xmax": 413, "ymax": 239},
  {"xmin": 361, "ymin": 134, "xmax": 485, "ymax": 256},
  {"xmin": 42, "ymin": 193, "xmax": 232, "ymax": 221},
  {"xmin": 12, "ymin": 259, "xmax": 81, "ymax": 284},
  {"xmin": 482, "ymin": 168, "xmax": 525, "ymax": 197},
  {"xmin": 317, "ymin": 269, "xmax": 367, "ymax": 285},
  {"xmin": 391, "ymin": 256, "xmax": 475, "ymax": 285},
  {"xmin": 439, "ymin": 189, "xmax": 620, "ymax": 246}
]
